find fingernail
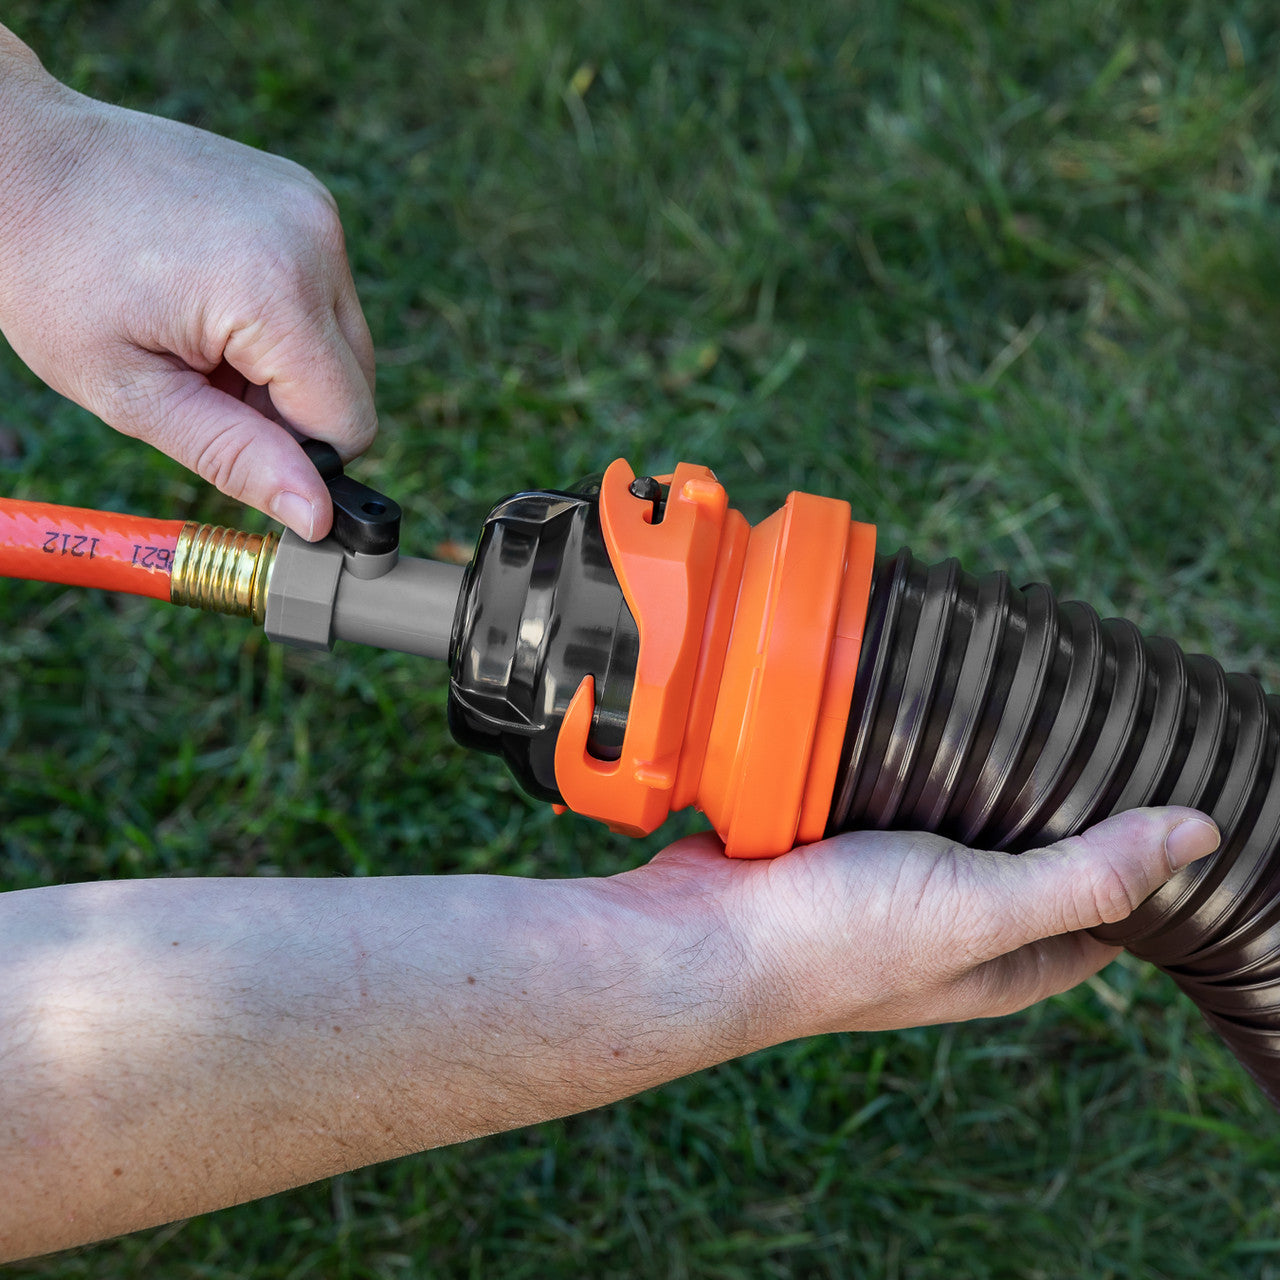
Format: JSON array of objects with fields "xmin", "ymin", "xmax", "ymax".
[
  {"xmin": 271, "ymin": 491, "xmax": 316, "ymax": 540},
  {"xmin": 1165, "ymin": 818, "xmax": 1221, "ymax": 870}
]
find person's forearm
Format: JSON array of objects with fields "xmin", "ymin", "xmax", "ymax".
[
  {"xmin": 0, "ymin": 870, "xmax": 752, "ymax": 1261},
  {"xmin": 0, "ymin": 805, "xmax": 1220, "ymax": 1261}
]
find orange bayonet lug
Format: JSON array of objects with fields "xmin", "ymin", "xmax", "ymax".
[
  {"xmin": 670, "ymin": 507, "xmax": 751, "ymax": 812},
  {"xmin": 554, "ymin": 459, "xmax": 729, "ymax": 835}
]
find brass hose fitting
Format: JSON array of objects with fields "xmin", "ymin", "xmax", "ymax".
[{"xmin": 170, "ymin": 523, "xmax": 279, "ymax": 624}]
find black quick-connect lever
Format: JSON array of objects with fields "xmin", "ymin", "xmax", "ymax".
[
  {"xmin": 262, "ymin": 438, "xmax": 461, "ymax": 659},
  {"xmin": 301, "ymin": 439, "xmax": 401, "ymax": 556}
]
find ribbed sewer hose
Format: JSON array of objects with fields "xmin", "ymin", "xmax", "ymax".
[{"xmin": 830, "ymin": 549, "xmax": 1280, "ymax": 1106}]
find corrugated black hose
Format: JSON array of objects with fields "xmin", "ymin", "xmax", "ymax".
[{"xmin": 830, "ymin": 548, "xmax": 1280, "ymax": 1106}]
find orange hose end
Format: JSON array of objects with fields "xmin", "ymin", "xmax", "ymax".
[
  {"xmin": 0, "ymin": 497, "xmax": 185, "ymax": 600},
  {"xmin": 552, "ymin": 460, "xmax": 878, "ymax": 858},
  {"xmin": 694, "ymin": 495, "xmax": 875, "ymax": 857}
]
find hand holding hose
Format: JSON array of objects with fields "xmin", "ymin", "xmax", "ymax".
[
  {"xmin": 629, "ymin": 807, "xmax": 1222, "ymax": 1036},
  {"xmin": 0, "ymin": 25, "xmax": 376, "ymax": 541}
]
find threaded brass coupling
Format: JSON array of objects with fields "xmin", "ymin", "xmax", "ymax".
[{"xmin": 170, "ymin": 523, "xmax": 279, "ymax": 624}]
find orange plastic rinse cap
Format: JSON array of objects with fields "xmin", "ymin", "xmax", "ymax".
[{"xmin": 553, "ymin": 459, "xmax": 876, "ymax": 857}]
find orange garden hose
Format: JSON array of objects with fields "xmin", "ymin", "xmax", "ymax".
[
  {"xmin": 0, "ymin": 497, "xmax": 278, "ymax": 619},
  {"xmin": 0, "ymin": 497, "xmax": 184, "ymax": 600}
]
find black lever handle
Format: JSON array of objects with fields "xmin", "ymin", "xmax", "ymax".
[{"xmin": 300, "ymin": 439, "xmax": 401, "ymax": 556}]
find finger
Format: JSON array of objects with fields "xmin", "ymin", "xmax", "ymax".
[
  {"xmin": 960, "ymin": 807, "xmax": 1221, "ymax": 964},
  {"xmin": 948, "ymin": 933, "xmax": 1122, "ymax": 1022},
  {"xmin": 224, "ymin": 305, "xmax": 377, "ymax": 464},
  {"xmin": 633, "ymin": 832, "xmax": 732, "ymax": 895},
  {"xmin": 647, "ymin": 832, "xmax": 726, "ymax": 870},
  {"xmin": 333, "ymin": 269, "xmax": 376, "ymax": 399},
  {"xmin": 99, "ymin": 359, "xmax": 334, "ymax": 540}
]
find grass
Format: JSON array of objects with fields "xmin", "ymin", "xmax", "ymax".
[{"xmin": 4, "ymin": 0, "xmax": 1280, "ymax": 1274}]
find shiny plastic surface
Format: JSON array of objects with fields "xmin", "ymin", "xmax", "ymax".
[{"xmin": 447, "ymin": 483, "xmax": 639, "ymax": 803}]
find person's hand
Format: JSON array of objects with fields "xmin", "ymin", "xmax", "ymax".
[
  {"xmin": 0, "ymin": 59, "xmax": 375, "ymax": 540},
  {"xmin": 616, "ymin": 806, "xmax": 1221, "ymax": 1043}
]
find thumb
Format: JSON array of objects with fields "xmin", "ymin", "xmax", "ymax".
[
  {"xmin": 966, "ymin": 806, "xmax": 1221, "ymax": 961},
  {"xmin": 98, "ymin": 361, "xmax": 334, "ymax": 540}
]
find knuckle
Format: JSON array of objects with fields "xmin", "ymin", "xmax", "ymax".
[
  {"xmin": 1087, "ymin": 858, "xmax": 1140, "ymax": 926},
  {"xmin": 256, "ymin": 246, "xmax": 323, "ymax": 307},
  {"xmin": 292, "ymin": 182, "xmax": 346, "ymax": 249},
  {"xmin": 278, "ymin": 156, "xmax": 340, "ymax": 211},
  {"xmin": 346, "ymin": 405, "xmax": 379, "ymax": 455},
  {"xmin": 192, "ymin": 427, "xmax": 256, "ymax": 498}
]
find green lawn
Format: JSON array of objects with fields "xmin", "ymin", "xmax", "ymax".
[{"xmin": 4, "ymin": 0, "xmax": 1280, "ymax": 1275}]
